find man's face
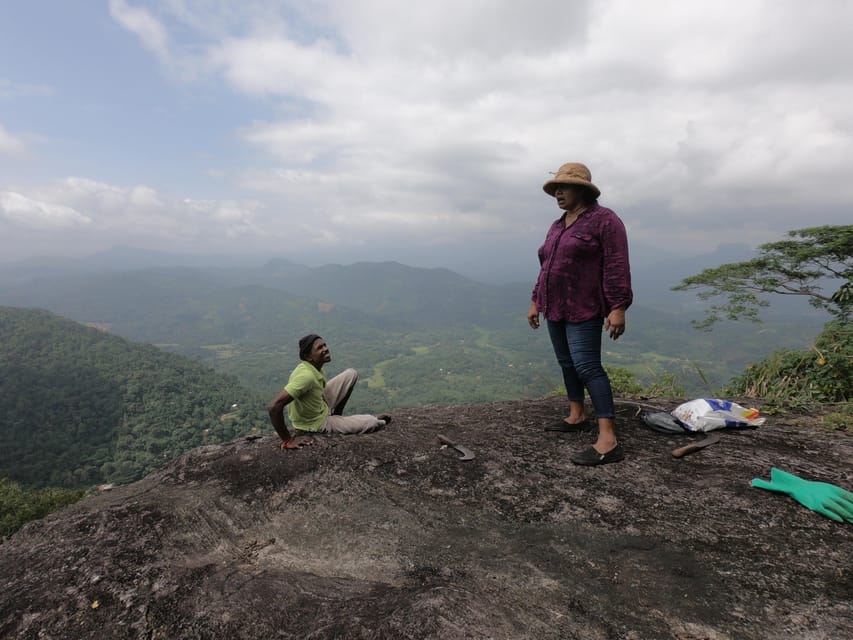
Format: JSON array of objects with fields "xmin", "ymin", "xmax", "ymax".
[{"xmin": 308, "ymin": 339, "xmax": 332, "ymax": 365}]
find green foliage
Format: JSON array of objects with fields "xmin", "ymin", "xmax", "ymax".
[
  {"xmin": 0, "ymin": 478, "xmax": 84, "ymax": 539},
  {"xmin": 605, "ymin": 366, "xmax": 644, "ymax": 396},
  {"xmin": 0, "ymin": 307, "xmax": 268, "ymax": 489},
  {"xmin": 727, "ymin": 320, "xmax": 852, "ymax": 407},
  {"xmin": 578, "ymin": 366, "xmax": 687, "ymax": 399},
  {"xmin": 673, "ymin": 225, "xmax": 853, "ymax": 329},
  {"xmin": 343, "ymin": 329, "xmax": 555, "ymax": 408},
  {"xmin": 643, "ymin": 371, "xmax": 686, "ymax": 398},
  {"xmin": 821, "ymin": 403, "xmax": 851, "ymax": 432}
]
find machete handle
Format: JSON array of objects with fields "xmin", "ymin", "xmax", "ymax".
[{"xmin": 437, "ymin": 434, "xmax": 456, "ymax": 446}]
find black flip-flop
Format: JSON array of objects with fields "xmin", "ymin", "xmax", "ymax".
[
  {"xmin": 570, "ymin": 444, "xmax": 624, "ymax": 466},
  {"xmin": 544, "ymin": 420, "xmax": 591, "ymax": 432}
]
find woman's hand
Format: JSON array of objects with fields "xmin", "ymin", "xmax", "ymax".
[
  {"xmin": 527, "ymin": 301, "xmax": 540, "ymax": 329},
  {"xmin": 605, "ymin": 308, "xmax": 626, "ymax": 340}
]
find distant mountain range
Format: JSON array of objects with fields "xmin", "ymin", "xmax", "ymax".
[
  {"xmin": 0, "ymin": 241, "xmax": 818, "ymax": 316},
  {"xmin": 0, "ymin": 254, "xmax": 538, "ymax": 338},
  {"xmin": 0, "ymin": 250, "xmax": 827, "ymax": 420}
]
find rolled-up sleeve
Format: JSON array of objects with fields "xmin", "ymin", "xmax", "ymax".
[{"xmin": 600, "ymin": 215, "xmax": 632, "ymax": 312}]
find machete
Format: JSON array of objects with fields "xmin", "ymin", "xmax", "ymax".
[
  {"xmin": 437, "ymin": 434, "xmax": 475, "ymax": 461},
  {"xmin": 671, "ymin": 432, "xmax": 721, "ymax": 458}
]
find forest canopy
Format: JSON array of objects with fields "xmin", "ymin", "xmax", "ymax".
[{"xmin": 0, "ymin": 307, "xmax": 267, "ymax": 488}]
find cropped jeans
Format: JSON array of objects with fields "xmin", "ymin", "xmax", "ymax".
[{"xmin": 546, "ymin": 318, "xmax": 615, "ymax": 419}]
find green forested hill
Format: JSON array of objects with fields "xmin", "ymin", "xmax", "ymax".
[{"xmin": 0, "ymin": 307, "xmax": 267, "ymax": 488}]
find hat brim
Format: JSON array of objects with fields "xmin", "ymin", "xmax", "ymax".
[{"xmin": 543, "ymin": 178, "xmax": 600, "ymax": 198}]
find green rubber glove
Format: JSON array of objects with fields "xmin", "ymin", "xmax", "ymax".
[{"xmin": 752, "ymin": 468, "xmax": 853, "ymax": 523}]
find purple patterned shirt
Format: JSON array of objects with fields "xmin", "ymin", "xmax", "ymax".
[{"xmin": 532, "ymin": 203, "xmax": 633, "ymax": 323}]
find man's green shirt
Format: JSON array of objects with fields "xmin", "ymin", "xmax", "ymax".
[{"xmin": 284, "ymin": 361, "xmax": 328, "ymax": 432}]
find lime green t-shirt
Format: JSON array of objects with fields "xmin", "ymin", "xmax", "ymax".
[{"xmin": 284, "ymin": 361, "xmax": 328, "ymax": 432}]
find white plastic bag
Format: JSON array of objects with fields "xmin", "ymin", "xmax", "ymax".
[{"xmin": 671, "ymin": 398, "xmax": 765, "ymax": 432}]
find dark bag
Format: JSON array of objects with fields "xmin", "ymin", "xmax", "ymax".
[{"xmin": 641, "ymin": 410, "xmax": 690, "ymax": 434}]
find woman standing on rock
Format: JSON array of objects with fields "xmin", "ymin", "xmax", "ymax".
[{"xmin": 527, "ymin": 162, "xmax": 633, "ymax": 466}]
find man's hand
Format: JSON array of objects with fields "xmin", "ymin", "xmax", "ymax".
[
  {"xmin": 604, "ymin": 308, "xmax": 626, "ymax": 340},
  {"xmin": 527, "ymin": 301, "xmax": 540, "ymax": 329},
  {"xmin": 280, "ymin": 435, "xmax": 314, "ymax": 450}
]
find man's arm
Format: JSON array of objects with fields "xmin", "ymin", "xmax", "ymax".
[
  {"xmin": 269, "ymin": 381, "xmax": 315, "ymax": 451},
  {"xmin": 268, "ymin": 389, "xmax": 297, "ymax": 443}
]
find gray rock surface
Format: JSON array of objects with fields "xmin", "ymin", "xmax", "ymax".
[{"xmin": 1, "ymin": 397, "xmax": 851, "ymax": 639}]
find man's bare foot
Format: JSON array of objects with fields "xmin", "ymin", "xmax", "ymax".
[{"xmin": 281, "ymin": 435, "xmax": 314, "ymax": 450}]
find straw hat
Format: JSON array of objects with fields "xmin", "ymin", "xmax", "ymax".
[{"xmin": 542, "ymin": 162, "xmax": 600, "ymax": 198}]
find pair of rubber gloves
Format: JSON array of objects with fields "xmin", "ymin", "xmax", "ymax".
[{"xmin": 752, "ymin": 468, "xmax": 853, "ymax": 524}]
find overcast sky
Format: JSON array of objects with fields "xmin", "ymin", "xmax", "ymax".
[{"xmin": 1, "ymin": 0, "xmax": 851, "ymax": 280}]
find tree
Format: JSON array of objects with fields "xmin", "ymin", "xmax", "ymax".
[
  {"xmin": 673, "ymin": 225, "xmax": 852, "ymax": 329},
  {"xmin": 0, "ymin": 478, "xmax": 84, "ymax": 539}
]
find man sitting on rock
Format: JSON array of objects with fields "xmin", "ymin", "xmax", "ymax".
[{"xmin": 268, "ymin": 333, "xmax": 392, "ymax": 449}]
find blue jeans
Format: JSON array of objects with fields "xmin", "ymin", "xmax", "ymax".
[{"xmin": 546, "ymin": 318, "xmax": 615, "ymax": 419}]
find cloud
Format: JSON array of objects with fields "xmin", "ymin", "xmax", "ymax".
[
  {"xmin": 109, "ymin": 0, "xmax": 172, "ymax": 63},
  {"xmin": 1, "ymin": 178, "xmax": 260, "ymax": 243},
  {"xmin": 0, "ymin": 191, "xmax": 92, "ymax": 229},
  {"xmin": 15, "ymin": 1, "xmax": 853, "ymax": 265},
  {"xmin": 331, "ymin": 0, "xmax": 591, "ymax": 58},
  {"xmin": 0, "ymin": 124, "xmax": 26, "ymax": 155},
  {"xmin": 184, "ymin": 1, "xmax": 853, "ymax": 235}
]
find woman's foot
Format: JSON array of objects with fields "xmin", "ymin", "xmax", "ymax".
[
  {"xmin": 592, "ymin": 438, "xmax": 617, "ymax": 454},
  {"xmin": 592, "ymin": 418, "xmax": 617, "ymax": 453},
  {"xmin": 544, "ymin": 417, "xmax": 591, "ymax": 432},
  {"xmin": 566, "ymin": 400, "xmax": 586, "ymax": 424},
  {"xmin": 571, "ymin": 443, "xmax": 624, "ymax": 466}
]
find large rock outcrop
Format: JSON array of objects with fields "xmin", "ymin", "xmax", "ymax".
[{"xmin": 1, "ymin": 397, "xmax": 851, "ymax": 639}]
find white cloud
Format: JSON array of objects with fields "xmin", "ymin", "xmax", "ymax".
[
  {"xmin": 0, "ymin": 191, "xmax": 92, "ymax": 229},
  {"xmin": 15, "ymin": 1, "xmax": 853, "ymax": 263},
  {"xmin": 1, "ymin": 178, "xmax": 260, "ymax": 243},
  {"xmin": 109, "ymin": 0, "xmax": 172, "ymax": 63},
  {"xmin": 187, "ymin": 1, "xmax": 853, "ymax": 236}
]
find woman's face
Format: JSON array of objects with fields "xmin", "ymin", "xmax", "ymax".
[{"xmin": 553, "ymin": 184, "xmax": 586, "ymax": 211}]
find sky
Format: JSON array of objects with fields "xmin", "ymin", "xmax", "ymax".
[{"xmin": 1, "ymin": 0, "xmax": 851, "ymax": 281}]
